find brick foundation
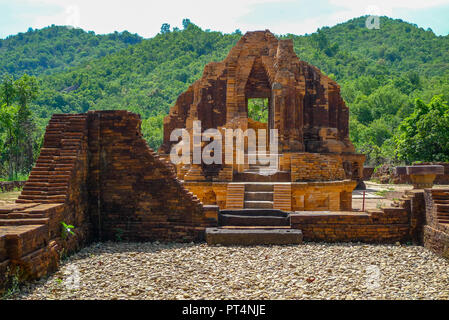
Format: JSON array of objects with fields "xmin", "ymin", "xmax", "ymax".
[{"xmin": 291, "ymin": 208, "xmax": 410, "ymax": 243}]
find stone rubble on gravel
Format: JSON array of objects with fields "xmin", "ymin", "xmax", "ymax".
[{"xmin": 11, "ymin": 241, "xmax": 449, "ymax": 300}]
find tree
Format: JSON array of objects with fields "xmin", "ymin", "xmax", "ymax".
[
  {"xmin": 0, "ymin": 104, "xmax": 19, "ymax": 178},
  {"xmin": 160, "ymin": 23, "xmax": 171, "ymax": 34},
  {"xmin": 15, "ymin": 74, "xmax": 38, "ymax": 108},
  {"xmin": 182, "ymin": 19, "xmax": 191, "ymax": 30},
  {"xmin": 0, "ymin": 74, "xmax": 16, "ymax": 106},
  {"xmin": 248, "ymin": 98, "xmax": 268, "ymax": 123},
  {"xmin": 0, "ymin": 74, "xmax": 39, "ymax": 180},
  {"xmin": 395, "ymin": 95, "xmax": 449, "ymax": 163}
]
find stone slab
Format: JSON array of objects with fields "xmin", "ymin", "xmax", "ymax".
[{"xmin": 206, "ymin": 228, "xmax": 303, "ymax": 245}]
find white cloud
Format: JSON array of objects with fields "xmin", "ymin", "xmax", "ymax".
[
  {"xmin": 22, "ymin": 0, "xmax": 290, "ymax": 37},
  {"xmin": 11, "ymin": 0, "xmax": 449, "ymax": 37}
]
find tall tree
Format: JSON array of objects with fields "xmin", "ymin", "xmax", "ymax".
[
  {"xmin": 0, "ymin": 74, "xmax": 39, "ymax": 180},
  {"xmin": 160, "ymin": 23, "xmax": 171, "ymax": 34},
  {"xmin": 395, "ymin": 95, "xmax": 449, "ymax": 163}
]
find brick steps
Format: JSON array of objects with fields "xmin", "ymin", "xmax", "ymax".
[
  {"xmin": 0, "ymin": 218, "xmax": 49, "ymax": 226},
  {"xmin": 244, "ymin": 200, "xmax": 273, "ymax": 209},
  {"xmin": 273, "ymin": 184, "xmax": 292, "ymax": 211},
  {"xmin": 225, "ymin": 184, "xmax": 245, "ymax": 209},
  {"xmin": 243, "ymin": 183, "xmax": 275, "ymax": 210},
  {"xmin": 432, "ymin": 189, "xmax": 449, "ymax": 224},
  {"xmin": 17, "ymin": 114, "xmax": 87, "ymax": 204}
]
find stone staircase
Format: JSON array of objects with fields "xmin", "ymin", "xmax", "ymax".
[
  {"xmin": 207, "ymin": 194, "xmax": 302, "ymax": 245},
  {"xmin": 244, "ymin": 183, "xmax": 274, "ymax": 209},
  {"xmin": 432, "ymin": 189, "xmax": 449, "ymax": 224},
  {"xmin": 233, "ymin": 154, "xmax": 290, "ymax": 182},
  {"xmin": 209, "ymin": 154, "xmax": 301, "ymax": 245},
  {"xmin": 17, "ymin": 114, "xmax": 88, "ymax": 204},
  {"xmin": 206, "ymin": 208, "xmax": 302, "ymax": 245}
]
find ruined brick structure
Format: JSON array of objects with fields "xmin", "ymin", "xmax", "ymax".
[
  {"xmin": 0, "ymin": 111, "xmax": 216, "ymax": 289},
  {"xmin": 423, "ymin": 189, "xmax": 449, "ymax": 258},
  {"xmin": 1, "ymin": 112, "xmax": 448, "ymax": 289},
  {"xmin": 159, "ymin": 30, "xmax": 365, "ymax": 211},
  {"xmin": 2, "ymin": 31, "xmax": 449, "ymax": 290},
  {"xmin": 160, "ymin": 30, "xmax": 354, "ymax": 155}
]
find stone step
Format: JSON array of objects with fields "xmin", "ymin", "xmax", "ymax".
[
  {"xmin": 234, "ymin": 171, "xmax": 290, "ymax": 182},
  {"xmin": 436, "ymin": 204, "xmax": 449, "ymax": 212},
  {"xmin": 220, "ymin": 226, "xmax": 292, "ymax": 230},
  {"xmin": 244, "ymin": 169, "xmax": 280, "ymax": 174},
  {"xmin": 433, "ymin": 200, "xmax": 449, "ymax": 204},
  {"xmin": 245, "ymin": 200, "xmax": 273, "ymax": 209},
  {"xmin": 245, "ymin": 184, "xmax": 274, "ymax": 192},
  {"xmin": 220, "ymin": 209, "xmax": 289, "ymax": 217},
  {"xmin": 218, "ymin": 209, "xmax": 290, "ymax": 227},
  {"xmin": 248, "ymin": 164, "xmax": 272, "ymax": 169},
  {"xmin": 245, "ymin": 191, "xmax": 273, "ymax": 201},
  {"xmin": 0, "ymin": 218, "xmax": 49, "ymax": 226},
  {"xmin": 205, "ymin": 228, "xmax": 302, "ymax": 246},
  {"xmin": 218, "ymin": 214, "xmax": 289, "ymax": 226}
]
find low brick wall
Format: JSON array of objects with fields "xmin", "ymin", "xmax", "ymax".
[
  {"xmin": 422, "ymin": 189, "xmax": 449, "ymax": 259},
  {"xmin": 423, "ymin": 225, "xmax": 449, "ymax": 259},
  {"xmin": 291, "ymin": 207, "xmax": 410, "ymax": 243}
]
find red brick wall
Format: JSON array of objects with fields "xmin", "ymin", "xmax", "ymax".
[
  {"xmin": 423, "ymin": 189, "xmax": 449, "ymax": 258},
  {"xmin": 86, "ymin": 111, "xmax": 215, "ymax": 242},
  {"xmin": 291, "ymin": 208, "xmax": 411, "ymax": 243}
]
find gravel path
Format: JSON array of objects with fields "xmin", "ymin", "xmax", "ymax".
[{"xmin": 11, "ymin": 242, "xmax": 449, "ymax": 300}]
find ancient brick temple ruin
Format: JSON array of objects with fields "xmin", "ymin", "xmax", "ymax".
[
  {"xmin": 1, "ymin": 31, "xmax": 448, "ymax": 289},
  {"xmin": 159, "ymin": 30, "xmax": 365, "ymax": 212}
]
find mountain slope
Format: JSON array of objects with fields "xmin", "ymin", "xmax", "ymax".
[
  {"xmin": 0, "ymin": 26, "xmax": 142, "ymax": 77},
  {"xmin": 287, "ymin": 16, "xmax": 449, "ymax": 80},
  {"xmin": 1, "ymin": 17, "xmax": 448, "ymax": 162}
]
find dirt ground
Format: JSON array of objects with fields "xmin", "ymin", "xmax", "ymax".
[
  {"xmin": 353, "ymin": 181, "xmax": 449, "ymax": 211},
  {"xmin": 0, "ymin": 190, "xmax": 21, "ymax": 206}
]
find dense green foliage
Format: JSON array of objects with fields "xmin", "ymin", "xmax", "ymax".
[
  {"xmin": 248, "ymin": 98, "xmax": 269, "ymax": 123},
  {"xmin": 0, "ymin": 16, "xmax": 448, "ymax": 179},
  {"xmin": 395, "ymin": 96, "xmax": 449, "ymax": 163},
  {"xmin": 0, "ymin": 26, "xmax": 142, "ymax": 77},
  {"xmin": 0, "ymin": 74, "xmax": 39, "ymax": 180}
]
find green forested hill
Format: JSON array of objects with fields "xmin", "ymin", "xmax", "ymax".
[
  {"xmin": 0, "ymin": 26, "xmax": 142, "ymax": 77},
  {"xmin": 1, "ymin": 16, "xmax": 449, "ymax": 177}
]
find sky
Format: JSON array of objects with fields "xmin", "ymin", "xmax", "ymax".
[{"xmin": 1, "ymin": 0, "xmax": 449, "ymax": 39}]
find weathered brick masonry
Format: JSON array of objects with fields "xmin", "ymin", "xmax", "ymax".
[
  {"xmin": 0, "ymin": 114, "xmax": 90, "ymax": 288},
  {"xmin": 423, "ymin": 189, "xmax": 449, "ymax": 259},
  {"xmin": 290, "ymin": 208, "xmax": 411, "ymax": 243},
  {"xmin": 87, "ymin": 111, "xmax": 215, "ymax": 242},
  {"xmin": 0, "ymin": 111, "xmax": 215, "ymax": 290}
]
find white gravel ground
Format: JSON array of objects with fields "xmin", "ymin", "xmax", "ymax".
[{"xmin": 11, "ymin": 242, "xmax": 449, "ymax": 300}]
